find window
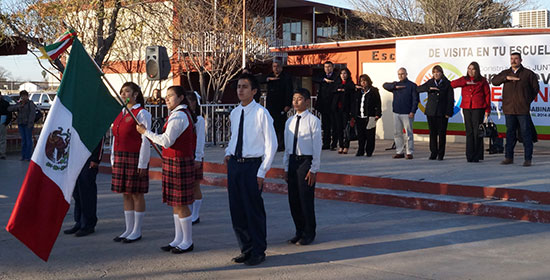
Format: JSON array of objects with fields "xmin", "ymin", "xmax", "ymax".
[
  {"xmin": 31, "ymin": 94, "xmax": 40, "ymax": 103},
  {"xmin": 316, "ymin": 26, "xmax": 339, "ymax": 39},
  {"xmin": 282, "ymin": 19, "xmax": 302, "ymax": 43}
]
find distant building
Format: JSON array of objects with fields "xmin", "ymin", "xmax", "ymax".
[{"xmin": 512, "ymin": 10, "xmax": 550, "ymax": 28}]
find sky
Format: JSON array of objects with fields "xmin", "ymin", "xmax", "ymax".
[{"xmin": 0, "ymin": 0, "xmax": 549, "ymax": 82}]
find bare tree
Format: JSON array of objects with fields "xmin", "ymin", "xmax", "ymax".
[
  {"xmin": 350, "ymin": 0, "xmax": 530, "ymax": 37},
  {"xmin": 143, "ymin": 0, "xmax": 273, "ymax": 102},
  {"xmin": 0, "ymin": 66, "xmax": 11, "ymax": 81}
]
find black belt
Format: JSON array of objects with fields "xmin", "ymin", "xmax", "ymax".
[
  {"xmin": 290, "ymin": 154, "xmax": 313, "ymax": 160},
  {"xmin": 232, "ymin": 156, "xmax": 262, "ymax": 163}
]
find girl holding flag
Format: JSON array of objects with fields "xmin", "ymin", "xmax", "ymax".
[
  {"xmin": 136, "ymin": 86, "xmax": 196, "ymax": 254},
  {"xmin": 111, "ymin": 82, "xmax": 151, "ymax": 243},
  {"xmin": 185, "ymin": 91, "xmax": 205, "ymax": 225}
]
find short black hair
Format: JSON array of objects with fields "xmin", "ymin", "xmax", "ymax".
[
  {"xmin": 238, "ymin": 73, "xmax": 260, "ymax": 91},
  {"xmin": 324, "ymin": 61, "xmax": 333, "ymax": 66},
  {"xmin": 511, "ymin": 52, "xmax": 522, "ymax": 59},
  {"xmin": 19, "ymin": 90, "xmax": 29, "ymax": 96},
  {"xmin": 293, "ymin": 88, "xmax": 311, "ymax": 100}
]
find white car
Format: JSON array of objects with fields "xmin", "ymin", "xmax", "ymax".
[{"xmin": 30, "ymin": 92, "xmax": 56, "ymax": 110}]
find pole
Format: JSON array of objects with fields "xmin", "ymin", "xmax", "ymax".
[{"xmin": 242, "ymin": 0, "xmax": 246, "ymax": 69}]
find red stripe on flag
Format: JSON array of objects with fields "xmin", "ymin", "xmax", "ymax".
[{"xmin": 5, "ymin": 161, "xmax": 70, "ymax": 262}]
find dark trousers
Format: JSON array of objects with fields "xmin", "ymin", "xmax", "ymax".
[
  {"xmin": 427, "ymin": 116, "xmax": 449, "ymax": 159},
  {"xmin": 321, "ymin": 112, "xmax": 333, "ymax": 148},
  {"xmin": 227, "ymin": 157, "xmax": 266, "ymax": 257},
  {"xmin": 72, "ymin": 162, "xmax": 98, "ymax": 230},
  {"xmin": 463, "ymin": 109, "xmax": 485, "ymax": 161},
  {"xmin": 18, "ymin": 124, "xmax": 33, "ymax": 160},
  {"xmin": 333, "ymin": 111, "xmax": 348, "ymax": 148},
  {"xmin": 288, "ymin": 156, "xmax": 316, "ymax": 240},
  {"xmin": 505, "ymin": 114, "xmax": 533, "ymax": 161},
  {"xmin": 356, "ymin": 118, "xmax": 376, "ymax": 156},
  {"xmin": 269, "ymin": 110, "xmax": 286, "ymax": 151}
]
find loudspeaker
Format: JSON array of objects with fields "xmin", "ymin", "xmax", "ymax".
[{"xmin": 145, "ymin": 46, "xmax": 171, "ymax": 81}]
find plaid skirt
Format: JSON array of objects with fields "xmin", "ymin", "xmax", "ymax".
[
  {"xmin": 111, "ymin": 151, "xmax": 149, "ymax": 193},
  {"xmin": 195, "ymin": 160, "xmax": 204, "ymax": 180},
  {"xmin": 162, "ymin": 156, "xmax": 195, "ymax": 206}
]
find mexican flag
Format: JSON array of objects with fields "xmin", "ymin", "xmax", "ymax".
[{"xmin": 6, "ymin": 38, "xmax": 121, "ymax": 261}]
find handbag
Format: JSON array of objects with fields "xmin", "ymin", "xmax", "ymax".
[
  {"xmin": 478, "ymin": 118, "xmax": 497, "ymax": 138},
  {"xmin": 345, "ymin": 119, "xmax": 357, "ymax": 142}
]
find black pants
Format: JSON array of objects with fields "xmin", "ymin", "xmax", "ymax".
[
  {"xmin": 321, "ymin": 112, "xmax": 333, "ymax": 148},
  {"xmin": 269, "ymin": 110, "xmax": 286, "ymax": 151},
  {"xmin": 427, "ymin": 116, "xmax": 449, "ymax": 159},
  {"xmin": 356, "ymin": 118, "xmax": 376, "ymax": 156},
  {"xmin": 288, "ymin": 156, "xmax": 316, "ymax": 240},
  {"xmin": 463, "ymin": 109, "xmax": 485, "ymax": 162},
  {"xmin": 227, "ymin": 157, "xmax": 266, "ymax": 257},
  {"xmin": 72, "ymin": 162, "xmax": 98, "ymax": 230},
  {"xmin": 333, "ymin": 111, "xmax": 349, "ymax": 148}
]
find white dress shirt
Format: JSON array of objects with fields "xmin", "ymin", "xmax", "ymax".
[
  {"xmin": 110, "ymin": 104, "xmax": 151, "ymax": 169},
  {"xmin": 224, "ymin": 100, "xmax": 277, "ymax": 178},
  {"xmin": 143, "ymin": 104, "xmax": 190, "ymax": 149},
  {"xmin": 195, "ymin": 116, "xmax": 205, "ymax": 162},
  {"xmin": 283, "ymin": 110, "xmax": 322, "ymax": 173}
]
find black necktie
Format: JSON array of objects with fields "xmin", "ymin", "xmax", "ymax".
[
  {"xmin": 235, "ymin": 109, "xmax": 244, "ymax": 158},
  {"xmin": 292, "ymin": 115, "xmax": 301, "ymax": 155}
]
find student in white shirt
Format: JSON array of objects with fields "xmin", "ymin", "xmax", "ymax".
[
  {"xmin": 137, "ymin": 86, "xmax": 197, "ymax": 254},
  {"xmin": 224, "ymin": 73, "xmax": 277, "ymax": 266},
  {"xmin": 185, "ymin": 91, "xmax": 205, "ymax": 225},
  {"xmin": 283, "ymin": 88, "xmax": 322, "ymax": 246}
]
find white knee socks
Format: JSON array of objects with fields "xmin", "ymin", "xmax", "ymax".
[
  {"xmin": 191, "ymin": 199, "xmax": 202, "ymax": 222},
  {"xmin": 177, "ymin": 216, "xmax": 193, "ymax": 249},
  {"xmin": 169, "ymin": 214, "xmax": 183, "ymax": 247},
  {"xmin": 119, "ymin": 210, "xmax": 135, "ymax": 238},
  {"xmin": 126, "ymin": 211, "xmax": 144, "ymax": 240}
]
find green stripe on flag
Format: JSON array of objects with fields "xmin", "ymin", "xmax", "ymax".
[{"xmin": 56, "ymin": 38, "xmax": 122, "ymax": 151}]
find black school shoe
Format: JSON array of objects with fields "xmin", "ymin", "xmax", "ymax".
[
  {"xmin": 287, "ymin": 236, "xmax": 301, "ymax": 244},
  {"xmin": 232, "ymin": 252, "xmax": 251, "ymax": 263},
  {"xmin": 75, "ymin": 228, "xmax": 95, "ymax": 237},
  {"xmin": 161, "ymin": 245, "xmax": 175, "ymax": 252},
  {"xmin": 122, "ymin": 236, "xmax": 142, "ymax": 243},
  {"xmin": 244, "ymin": 255, "xmax": 265, "ymax": 266},
  {"xmin": 171, "ymin": 244, "xmax": 194, "ymax": 254},
  {"xmin": 63, "ymin": 224, "xmax": 80, "ymax": 235}
]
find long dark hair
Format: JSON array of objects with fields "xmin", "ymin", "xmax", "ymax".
[
  {"xmin": 340, "ymin": 68, "xmax": 353, "ymax": 84},
  {"xmin": 167, "ymin": 85, "xmax": 197, "ymax": 123},
  {"xmin": 468, "ymin": 61, "xmax": 482, "ymax": 82},
  {"xmin": 184, "ymin": 91, "xmax": 202, "ymax": 119},
  {"xmin": 359, "ymin": 74, "xmax": 372, "ymax": 88},
  {"xmin": 121, "ymin": 82, "xmax": 145, "ymax": 107}
]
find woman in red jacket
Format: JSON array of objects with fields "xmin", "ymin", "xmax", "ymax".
[{"xmin": 451, "ymin": 62, "xmax": 491, "ymax": 163}]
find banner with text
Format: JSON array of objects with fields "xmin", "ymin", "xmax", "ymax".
[{"xmin": 396, "ymin": 34, "xmax": 550, "ymax": 138}]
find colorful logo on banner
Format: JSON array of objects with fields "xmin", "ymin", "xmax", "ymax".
[{"xmin": 415, "ymin": 62, "xmax": 463, "ymax": 116}]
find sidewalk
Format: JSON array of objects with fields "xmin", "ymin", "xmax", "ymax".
[{"xmin": 3, "ymin": 155, "xmax": 550, "ymax": 279}]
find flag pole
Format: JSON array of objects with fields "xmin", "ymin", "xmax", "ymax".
[{"xmin": 85, "ymin": 54, "xmax": 163, "ymax": 157}]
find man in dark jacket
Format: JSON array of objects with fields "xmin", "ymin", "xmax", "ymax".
[
  {"xmin": 63, "ymin": 138, "xmax": 104, "ymax": 237},
  {"xmin": 266, "ymin": 60, "xmax": 293, "ymax": 152},
  {"xmin": 313, "ymin": 61, "xmax": 339, "ymax": 150},
  {"xmin": 492, "ymin": 52, "xmax": 539, "ymax": 167},
  {"xmin": 383, "ymin": 68, "xmax": 419, "ymax": 159},
  {"xmin": 0, "ymin": 94, "xmax": 11, "ymax": 159}
]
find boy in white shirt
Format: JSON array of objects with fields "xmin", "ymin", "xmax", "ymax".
[{"xmin": 283, "ymin": 88, "xmax": 322, "ymax": 246}]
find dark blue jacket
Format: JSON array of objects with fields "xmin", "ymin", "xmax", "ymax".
[{"xmin": 382, "ymin": 79, "xmax": 419, "ymax": 114}]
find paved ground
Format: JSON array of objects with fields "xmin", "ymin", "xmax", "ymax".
[
  {"xmin": 205, "ymin": 138, "xmax": 550, "ymax": 190},
  {"xmin": 2, "ymin": 152, "xmax": 550, "ymax": 280}
]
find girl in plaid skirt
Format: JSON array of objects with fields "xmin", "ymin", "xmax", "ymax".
[
  {"xmin": 137, "ymin": 86, "xmax": 197, "ymax": 254},
  {"xmin": 111, "ymin": 82, "xmax": 151, "ymax": 243},
  {"xmin": 185, "ymin": 91, "xmax": 205, "ymax": 225}
]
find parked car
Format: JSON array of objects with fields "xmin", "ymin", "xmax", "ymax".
[
  {"xmin": 30, "ymin": 92, "xmax": 56, "ymax": 110},
  {"xmin": 1, "ymin": 95, "xmax": 17, "ymax": 105}
]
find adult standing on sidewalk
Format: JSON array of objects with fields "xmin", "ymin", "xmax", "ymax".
[
  {"xmin": 8, "ymin": 90, "xmax": 36, "ymax": 161},
  {"xmin": 265, "ymin": 60, "xmax": 293, "ymax": 152},
  {"xmin": 383, "ymin": 68, "xmax": 418, "ymax": 160},
  {"xmin": 0, "ymin": 94, "xmax": 11, "ymax": 159},
  {"xmin": 417, "ymin": 65, "xmax": 455, "ymax": 161},
  {"xmin": 224, "ymin": 73, "xmax": 277, "ymax": 266},
  {"xmin": 492, "ymin": 52, "xmax": 539, "ymax": 167},
  {"xmin": 314, "ymin": 61, "xmax": 339, "ymax": 150},
  {"xmin": 451, "ymin": 62, "xmax": 491, "ymax": 163}
]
